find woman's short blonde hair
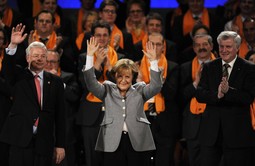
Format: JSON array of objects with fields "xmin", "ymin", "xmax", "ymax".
[{"xmin": 111, "ymin": 58, "xmax": 138, "ymax": 78}]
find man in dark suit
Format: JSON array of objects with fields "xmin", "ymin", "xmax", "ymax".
[
  {"xmin": 0, "ymin": 24, "xmax": 66, "ymax": 166},
  {"xmin": 196, "ymin": 31, "xmax": 255, "ymax": 166},
  {"xmin": 180, "ymin": 34, "xmax": 215, "ymax": 166}
]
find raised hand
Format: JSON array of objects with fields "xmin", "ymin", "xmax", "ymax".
[
  {"xmin": 9, "ymin": 23, "xmax": 27, "ymax": 48},
  {"xmin": 87, "ymin": 37, "xmax": 99, "ymax": 56},
  {"xmin": 142, "ymin": 41, "xmax": 157, "ymax": 61}
]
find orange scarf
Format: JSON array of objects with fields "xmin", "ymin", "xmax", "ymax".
[
  {"xmin": 32, "ymin": 0, "xmax": 41, "ymax": 17},
  {"xmin": 233, "ymin": 15, "xmax": 244, "ymax": 39},
  {"xmin": 131, "ymin": 28, "xmax": 146, "ymax": 44},
  {"xmin": 183, "ymin": 8, "xmax": 210, "ymax": 36},
  {"xmin": 76, "ymin": 32, "xmax": 85, "ymax": 51},
  {"xmin": 251, "ymin": 100, "xmax": 255, "ymax": 130},
  {"xmin": 86, "ymin": 46, "xmax": 118, "ymax": 102},
  {"xmin": 142, "ymin": 34, "xmax": 167, "ymax": 56},
  {"xmin": 190, "ymin": 53, "xmax": 215, "ymax": 114},
  {"xmin": 77, "ymin": 9, "xmax": 84, "ymax": 36},
  {"xmin": 33, "ymin": 30, "xmax": 57, "ymax": 49},
  {"xmin": 54, "ymin": 13, "xmax": 60, "ymax": 28},
  {"xmin": 110, "ymin": 25, "xmax": 124, "ymax": 49},
  {"xmin": 2, "ymin": 7, "xmax": 13, "ymax": 27},
  {"xmin": 239, "ymin": 40, "xmax": 249, "ymax": 59},
  {"xmin": 140, "ymin": 54, "xmax": 167, "ymax": 114},
  {"xmin": 0, "ymin": 50, "xmax": 4, "ymax": 71}
]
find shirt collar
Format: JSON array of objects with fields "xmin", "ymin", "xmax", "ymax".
[{"xmin": 222, "ymin": 55, "xmax": 237, "ymax": 68}]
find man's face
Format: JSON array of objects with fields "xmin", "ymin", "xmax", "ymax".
[
  {"xmin": 147, "ymin": 19, "xmax": 162, "ymax": 34},
  {"xmin": 35, "ymin": 13, "xmax": 54, "ymax": 35},
  {"xmin": 243, "ymin": 21, "xmax": 255, "ymax": 44},
  {"xmin": 148, "ymin": 35, "xmax": 164, "ymax": 59},
  {"xmin": 94, "ymin": 27, "xmax": 110, "ymax": 48},
  {"xmin": 99, "ymin": 5, "xmax": 117, "ymax": 26},
  {"xmin": 27, "ymin": 47, "xmax": 47, "ymax": 72},
  {"xmin": 44, "ymin": 51, "xmax": 59, "ymax": 71},
  {"xmin": 188, "ymin": 0, "xmax": 204, "ymax": 15},
  {"xmin": 41, "ymin": 0, "xmax": 57, "ymax": 13},
  {"xmin": 219, "ymin": 38, "xmax": 238, "ymax": 63},
  {"xmin": 128, "ymin": 3, "xmax": 144, "ymax": 23},
  {"xmin": 193, "ymin": 36, "xmax": 213, "ymax": 60},
  {"xmin": 240, "ymin": 0, "xmax": 255, "ymax": 15}
]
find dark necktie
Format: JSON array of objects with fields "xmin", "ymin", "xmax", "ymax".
[
  {"xmin": 39, "ymin": 38, "xmax": 48, "ymax": 44},
  {"xmin": 148, "ymin": 103, "xmax": 157, "ymax": 116},
  {"xmin": 193, "ymin": 16, "xmax": 200, "ymax": 20},
  {"xmin": 222, "ymin": 63, "xmax": 230, "ymax": 79}
]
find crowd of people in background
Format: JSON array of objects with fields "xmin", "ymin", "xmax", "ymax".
[{"xmin": 0, "ymin": 0, "xmax": 255, "ymax": 166}]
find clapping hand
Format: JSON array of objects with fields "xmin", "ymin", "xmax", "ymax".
[
  {"xmin": 142, "ymin": 41, "xmax": 157, "ymax": 61},
  {"xmin": 87, "ymin": 37, "xmax": 99, "ymax": 56}
]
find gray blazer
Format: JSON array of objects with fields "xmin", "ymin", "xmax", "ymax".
[{"xmin": 83, "ymin": 67, "xmax": 162, "ymax": 152}]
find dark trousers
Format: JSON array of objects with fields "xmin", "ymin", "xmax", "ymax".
[
  {"xmin": 9, "ymin": 139, "xmax": 52, "ymax": 166},
  {"xmin": 200, "ymin": 128, "xmax": 253, "ymax": 166},
  {"xmin": 0, "ymin": 141, "xmax": 9, "ymax": 166},
  {"xmin": 103, "ymin": 132, "xmax": 151, "ymax": 166},
  {"xmin": 81, "ymin": 126, "xmax": 103, "ymax": 166},
  {"xmin": 186, "ymin": 138, "xmax": 201, "ymax": 166}
]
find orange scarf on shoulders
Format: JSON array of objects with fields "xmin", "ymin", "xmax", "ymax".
[
  {"xmin": 86, "ymin": 46, "xmax": 118, "ymax": 103},
  {"xmin": 110, "ymin": 25, "xmax": 124, "ymax": 49},
  {"xmin": 0, "ymin": 50, "xmax": 4, "ymax": 71},
  {"xmin": 190, "ymin": 53, "xmax": 215, "ymax": 114},
  {"xmin": 250, "ymin": 100, "xmax": 255, "ymax": 130},
  {"xmin": 76, "ymin": 32, "xmax": 85, "ymax": 51},
  {"xmin": 33, "ymin": 30, "xmax": 57, "ymax": 49},
  {"xmin": 77, "ymin": 8, "xmax": 84, "ymax": 36},
  {"xmin": 131, "ymin": 28, "xmax": 146, "ymax": 44},
  {"xmin": 183, "ymin": 8, "xmax": 210, "ymax": 36},
  {"xmin": 233, "ymin": 15, "xmax": 244, "ymax": 39},
  {"xmin": 239, "ymin": 40, "xmax": 249, "ymax": 59},
  {"xmin": 140, "ymin": 54, "xmax": 167, "ymax": 114},
  {"xmin": 54, "ymin": 13, "xmax": 60, "ymax": 28},
  {"xmin": 2, "ymin": 7, "xmax": 13, "ymax": 27}
]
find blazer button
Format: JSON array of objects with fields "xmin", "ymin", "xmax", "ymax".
[
  {"xmin": 122, "ymin": 99, "xmax": 125, "ymax": 102},
  {"xmin": 123, "ymin": 114, "xmax": 126, "ymax": 117},
  {"xmin": 123, "ymin": 106, "xmax": 125, "ymax": 109}
]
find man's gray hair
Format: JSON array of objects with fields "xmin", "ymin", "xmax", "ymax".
[
  {"xmin": 26, "ymin": 41, "xmax": 47, "ymax": 56},
  {"xmin": 217, "ymin": 31, "xmax": 241, "ymax": 48}
]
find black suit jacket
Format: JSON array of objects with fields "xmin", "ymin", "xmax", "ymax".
[
  {"xmin": 196, "ymin": 57, "xmax": 255, "ymax": 147},
  {"xmin": 0, "ymin": 51, "xmax": 66, "ymax": 156},
  {"xmin": 180, "ymin": 61, "xmax": 201, "ymax": 139}
]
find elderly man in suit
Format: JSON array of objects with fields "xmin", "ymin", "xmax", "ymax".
[
  {"xmin": 0, "ymin": 23, "xmax": 66, "ymax": 166},
  {"xmin": 196, "ymin": 31, "xmax": 255, "ymax": 166}
]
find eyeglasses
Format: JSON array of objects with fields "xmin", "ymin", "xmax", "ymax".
[
  {"xmin": 38, "ymin": 19, "xmax": 52, "ymax": 24},
  {"xmin": 150, "ymin": 42, "xmax": 163, "ymax": 47},
  {"xmin": 102, "ymin": 9, "xmax": 116, "ymax": 14},
  {"xmin": 46, "ymin": 60, "xmax": 59, "ymax": 64},
  {"xmin": 129, "ymin": 10, "xmax": 143, "ymax": 14}
]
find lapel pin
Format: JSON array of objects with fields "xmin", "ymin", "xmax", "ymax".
[{"xmin": 48, "ymin": 81, "xmax": 51, "ymax": 84}]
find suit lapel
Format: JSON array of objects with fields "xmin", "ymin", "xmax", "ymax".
[
  {"xmin": 23, "ymin": 70, "xmax": 39, "ymax": 109},
  {"xmin": 228, "ymin": 57, "xmax": 242, "ymax": 84},
  {"xmin": 42, "ymin": 72, "xmax": 52, "ymax": 109}
]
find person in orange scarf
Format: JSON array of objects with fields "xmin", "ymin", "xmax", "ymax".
[
  {"xmin": 26, "ymin": 10, "xmax": 77, "ymax": 73},
  {"xmin": 134, "ymin": 12, "xmax": 177, "ymax": 62},
  {"xmin": 239, "ymin": 18, "xmax": 255, "ymax": 58},
  {"xmin": 180, "ymin": 34, "xmax": 215, "ymax": 166},
  {"xmin": 138, "ymin": 32, "xmax": 179, "ymax": 166},
  {"xmin": 125, "ymin": 0, "xmax": 147, "ymax": 45},
  {"xmin": 76, "ymin": 20, "xmax": 118, "ymax": 166},
  {"xmin": 171, "ymin": 0, "xmax": 223, "ymax": 63},
  {"xmin": 98, "ymin": 0, "xmax": 135, "ymax": 60}
]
